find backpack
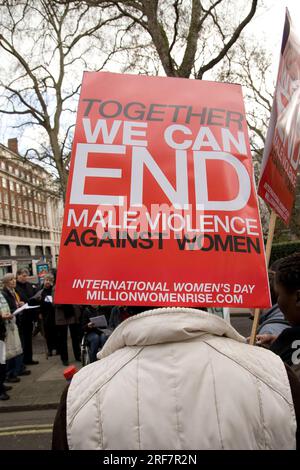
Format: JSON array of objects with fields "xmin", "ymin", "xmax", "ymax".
[{"xmin": 257, "ymin": 318, "xmax": 290, "ymax": 334}]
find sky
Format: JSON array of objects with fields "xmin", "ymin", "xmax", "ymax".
[
  {"xmin": 253, "ymin": 0, "xmax": 300, "ymax": 80},
  {"xmin": 1, "ymin": 0, "xmax": 300, "ymax": 152}
]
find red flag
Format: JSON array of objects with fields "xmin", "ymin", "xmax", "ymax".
[{"xmin": 258, "ymin": 9, "xmax": 300, "ymax": 223}]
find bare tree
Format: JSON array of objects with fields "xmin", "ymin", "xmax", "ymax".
[
  {"xmin": 0, "ymin": 0, "xmax": 121, "ymax": 197},
  {"xmin": 59, "ymin": 0, "xmax": 258, "ymax": 79},
  {"xmin": 216, "ymin": 37, "xmax": 274, "ymax": 156},
  {"xmin": 217, "ymin": 37, "xmax": 300, "ymax": 241},
  {"xmin": 216, "ymin": 36, "xmax": 273, "ymax": 230}
]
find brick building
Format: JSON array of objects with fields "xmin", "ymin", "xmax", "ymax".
[{"xmin": 0, "ymin": 138, "xmax": 63, "ymax": 278}]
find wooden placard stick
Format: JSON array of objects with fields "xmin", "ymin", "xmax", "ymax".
[{"xmin": 249, "ymin": 210, "xmax": 277, "ymax": 345}]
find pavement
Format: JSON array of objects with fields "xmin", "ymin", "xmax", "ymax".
[
  {"xmin": 0, "ymin": 313, "xmax": 252, "ymax": 413},
  {"xmin": 0, "ymin": 333, "xmax": 81, "ymax": 413}
]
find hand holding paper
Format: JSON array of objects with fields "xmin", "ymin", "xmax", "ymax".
[{"xmin": 13, "ymin": 303, "xmax": 40, "ymax": 316}]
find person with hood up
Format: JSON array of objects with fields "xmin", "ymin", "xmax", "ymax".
[{"xmin": 52, "ymin": 306, "xmax": 300, "ymax": 450}]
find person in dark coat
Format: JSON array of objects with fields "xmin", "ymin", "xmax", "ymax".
[
  {"xmin": 1, "ymin": 273, "xmax": 30, "ymax": 379},
  {"xmin": 31, "ymin": 274, "xmax": 58, "ymax": 357},
  {"xmin": 109, "ymin": 305, "xmax": 144, "ymax": 330},
  {"xmin": 256, "ymin": 252, "xmax": 300, "ymax": 368},
  {"xmin": 257, "ymin": 260, "xmax": 290, "ymax": 336},
  {"xmin": 81, "ymin": 305, "xmax": 110, "ymax": 362},
  {"xmin": 54, "ymin": 296, "xmax": 81, "ymax": 366},
  {"xmin": 0, "ymin": 294, "xmax": 9, "ymax": 400},
  {"xmin": 15, "ymin": 268, "xmax": 39, "ymax": 365}
]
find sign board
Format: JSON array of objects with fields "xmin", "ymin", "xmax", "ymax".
[
  {"xmin": 37, "ymin": 263, "xmax": 49, "ymax": 278},
  {"xmin": 258, "ymin": 9, "xmax": 300, "ymax": 223},
  {"xmin": 55, "ymin": 72, "xmax": 270, "ymax": 308}
]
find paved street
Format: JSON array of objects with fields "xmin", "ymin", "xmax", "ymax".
[
  {"xmin": 0, "ymin": 409, "xmax": 56, "ymax": 450},
  {"xmin": 0, "ymin": 334, "xmax": 70, "ymax": 413}
]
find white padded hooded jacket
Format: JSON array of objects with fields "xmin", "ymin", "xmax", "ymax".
[{"xmin": 67, "ymin": 308, "xmax": 296, "ymax": 450}]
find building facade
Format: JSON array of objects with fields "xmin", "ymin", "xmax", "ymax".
[{"xmin": 0, "ymin": 139, "xmax": 63, "ymax": 278}]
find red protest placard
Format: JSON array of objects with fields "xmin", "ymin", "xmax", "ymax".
[
  {"xmin": 258, "ymin": 10, "xmax": 300, "ymax": 223},
  {"xmin": 55, "ymin": 72, "xmax": 270, "ymax": 308}
]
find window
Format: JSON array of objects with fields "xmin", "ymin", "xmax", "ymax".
[
  {"xmin": 16, "ymin": 183, "xmax": 20, "ymax": 193},
  {"xmin": 35, "ymin": 246, "xmax": 43, "ymax": 257},
  {"xmin": 18, "ymin": 209, "xmax": 24, "ymax": 223},
  {"xmin": 2, "ymin": 177, "xmax": 7, "ymax": 188},
  {"xmin": 9, "ymin": 181, "xmax": 14, "ymax": 191},
  {"xmin": 45, "ymin": 246, "xmax": 52, "ymax": 256},
  {"xmin": 0, "ymin": 245, "xmax": 10, "ymax": 256},
  {"xmin": 16, "ymin": 245, "xmax": 31, "ymax": 256}
]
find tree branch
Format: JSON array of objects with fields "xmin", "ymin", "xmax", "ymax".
[{"xmin": 197, "ymin": 0, "xmax": 258, "ymax": 79}]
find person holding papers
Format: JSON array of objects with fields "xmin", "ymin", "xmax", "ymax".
[
  {"xmin": 81, "ymin": 305, "xmax": 110, "ymax": 363},
  {"xmin": 30, "ymin": 274, "xmax": 58, "ymax": 357},
  {"xmin": 15, "ymin": 268, "xmax": 39, "ymax": 365},
  {"xmin": 1, "ymin": 273, "xmax": 30, "ymax": 381}
]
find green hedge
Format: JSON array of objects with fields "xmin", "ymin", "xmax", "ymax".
[{"xmin": 270, "ymin": 241, "xmax": 300, "ymax": 265}]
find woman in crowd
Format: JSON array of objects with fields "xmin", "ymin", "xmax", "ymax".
[
  {"xmin": 15, "ymin": 268, "xmax": 39, "ymax": 365},
  {"xmin": 0, "ymin": 293, "xmax": 10, "ymax": 400},
  {"xmin": 257, "ymin": 259, "xmax": 290, "ymax": 336},
  {"xmin": 54, "ymin": 300, "xmax": 81, "ymax": 367},
  {"xmin": 1, "ymin": 274, "xmax": 30, "ymax": 382},
  {"xmin": 81, "ymin": 305, "xmax": 109, "ymax": 363},
  {"xmin": 30, "ymin": 274, "xmax": 58, "ymax": 357},
  {"xmin": 256, "ymin": 252, "xmax": 300, "ymax": 369}
]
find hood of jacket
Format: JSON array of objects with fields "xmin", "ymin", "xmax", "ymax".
[
  {"xmin": 99, "ymin": 307, "xmax": 245, "ymax": 359},
  {"xmin": 68, "ymin": 307, "xmax": 296, "ymax": 450}
]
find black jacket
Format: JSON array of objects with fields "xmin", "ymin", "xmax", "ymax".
[
  {"xmin": 0, "ymin": 316, "xmax": 6, "ymax": 341},
  {"xmin": 270, "ymin": 326, "xmax": 300, "ymax": 366},
  {"xmin": 15, "ymin": 281, "xmax": 38, "ymax": 303},
  {"xmin": 15, "ymin": 281, "xmax": 39, "ymax": 322},
  {"xmin": 30, "ymin": 286, "xmax": 54, "ymax": 319}
]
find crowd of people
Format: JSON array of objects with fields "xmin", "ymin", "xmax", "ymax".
[
  {"xmin": 1, "ymin": 252, "xmax": 300, "ymax": 449},
  {"xmin": 52, "ymin": 251, "xmax": 300, "ymax": 450},
  {"xmin": 0, "ymin": 268, "xmax": 142, "ymax": 401}
]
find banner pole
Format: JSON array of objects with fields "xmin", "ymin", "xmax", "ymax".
[{"xmin": 249, "ymin": 210, "xmax": 277, "ymax": 345}]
